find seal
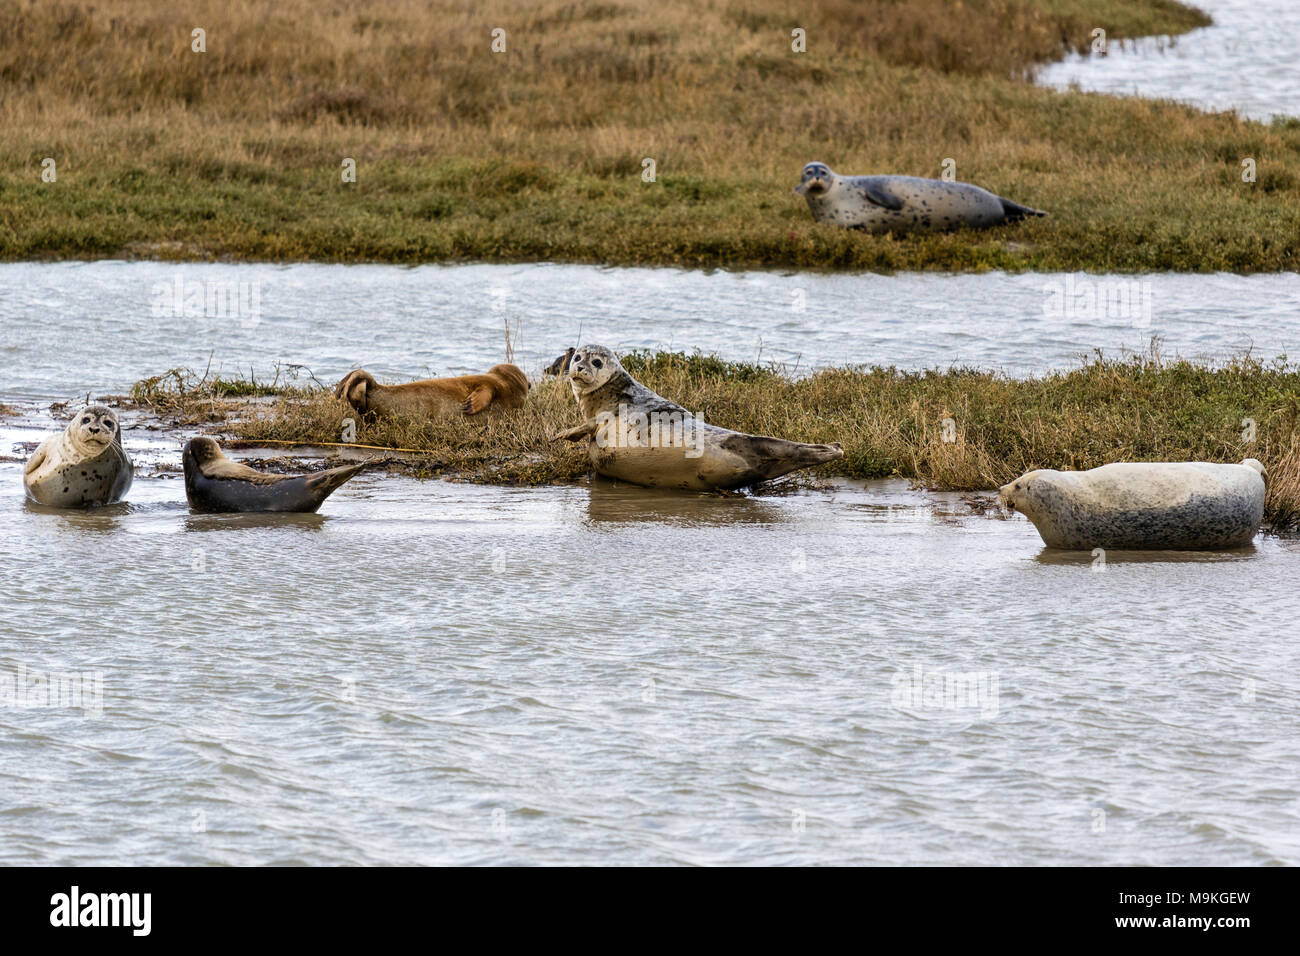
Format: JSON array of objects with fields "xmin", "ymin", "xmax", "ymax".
[
  {"xmin": 24, "ymin": 405, "xmax": 133, "ymax": 508},
  {"xmin": 545, "ymin": 347, "xmax": 575, "ymax": 378},
  {"xmin": 794, "ymin": 161, "xmax": 1046, "ymax": 233},
  {"xmin": 997, "ymin": 459, "xmax": 1266, "ymax": 550},
  {"xmin": 551, "ymin": 345, "xmax": 844, "ymax": 491},
  {"xmin": 333, "ymin": 364, "xmax": 528, "ymax": 419},
  {"xmin": 182, "ymin": 437, "xmax": 367, "ymax": 514}
]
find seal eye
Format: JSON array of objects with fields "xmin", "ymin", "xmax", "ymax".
[
  {"xmin": 593, "ymin": 359, "xmax": 603, "ymax": 369},
  {"xmin": 105, "ymin": 422, "xmax": 115, "ymax": 431}
]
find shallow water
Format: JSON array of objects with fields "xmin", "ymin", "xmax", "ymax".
[
  {"xmin": 2, "ymin": 262, "xmax": 1298, "ymax": 400},
  {"xmin": 1037, "ymin": 0, "xmax": 1300, "ymax": 121},
  {"xmin": 3, "ymin": 262, "xmax": 1300, "ymax": 865},
  {"xmin": 2, "ymin": 453, "xmax": 1298, "ymax": 865}
]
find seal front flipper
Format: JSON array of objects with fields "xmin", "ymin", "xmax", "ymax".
[
  {"xmin": 23, "ymin": 444, "xmax": 47, "ymax": 476},
  {"xmin": 463, "ymin": 384, "xmax": 494, "ymax": 415},
  {"xmin": 551, "ymin": 421, "xmax": 599, "ymax": 442},
  {"xmin": 860, "ymin": 178, "xmax": 904, "ymax": 211}
]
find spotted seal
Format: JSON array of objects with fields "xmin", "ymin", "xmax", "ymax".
[
  {"xmin": 998, "ymin": 459, "xmax": 1266, "ymax": 550},
  {"xmin": 24, "ymin": 405, "xmax": 133, "ymax": 507},
  {"xmin": 795, "ymin": 162, "xmax": 1046, "ymax": 233},
  {"xmin": 182, "ymin": 437, "xmax": 367, "ymax": 513},
  {"xmin": 551, "ymin": 345, "xmax": 843, "ymax": 491}
]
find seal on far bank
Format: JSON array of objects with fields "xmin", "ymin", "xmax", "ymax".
[
  {"xmin": 551, "ymin": 345, "xmax": 843, "ymax": 491},
  {"xmin": 334, "ymin": 364, "xmax": 528, "ymax": 419},
  {"xmin": 24, "ymin": 405, "xmax": 133, "ymax": 508},
  {"xmin": 795, "ymin": 161, "xmax": 1046, "ymax": 233},
  {"xmin": 182, "ymin": 437, "xmax": 367, "ymax": 514},
  {"xmin": 998, "ymin": 459, "xmax": 1266, "ymax": 550}
]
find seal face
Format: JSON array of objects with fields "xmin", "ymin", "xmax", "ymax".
[
  {"xmin": 182, "ymin": 437, "xmax": 366, "ymax": 514},
  {"xmin": 334, "ymin": 364, "xmax": 528, "ymax": 419},
  {"xmin": 998, "ymin": 460, "xmax": 1266, "ymax": 550},
  {"xmin": 553, "ymin": 345, "xmax": 844, "ymax": 491},
  {"xmin": 24, "ymin": 405, "xmax": 133, "ymax": 508},
  {"xmin": 794, "ymin": 161, "xmax": 1046, "ymax": 233}
]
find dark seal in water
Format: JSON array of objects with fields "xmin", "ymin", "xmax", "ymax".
[{"xmin": 183, "ymin": 437, "xmax": 366, "ymax": 514}]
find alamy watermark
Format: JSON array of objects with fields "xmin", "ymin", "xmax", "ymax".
[
  {"xmin": 593, "ymin": 403, "xmax": 705, "ymax": 458},
  {"xmin": 889, "ymin": 663, "xmax": 1000, "ymax": 719},
  {"xmin": 151, "ymin": 272, "xmax": 262, "ymax": 328},
  {"xmin": 1042, "ymin": 276, "xmax": 1153, "ymax": 328},
  {"xmin": 1, "ymin": 665, "xmax": 103, "ymax": 718}
]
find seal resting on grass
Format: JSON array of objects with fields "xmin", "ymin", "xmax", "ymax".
[
  {"xmin": 997, "ymin": 459, "xmax": 1266, "ymax": 550},
  {"xmin": 333, "ymin": 364, "xmax": 528, "ymax": 419},
  {"xmin": 182, "ymin": 437, "xmax": 366, "ymax": 514},
  {"xmin": 24, "ymin": 405, "xmax": 133, "ymax": 507},
  {"xmin": 545, "ymin": 348, "xmax": 575, "ymax": 378},
  {"xmin": 794, "ymin": 161, "xmax": 1046, "ymax": 233},
  {"xmin": 551, "ymin": 345, "xmax": 843, "ymax": 491}
]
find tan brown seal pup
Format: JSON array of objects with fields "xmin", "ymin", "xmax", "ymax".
[
  {"xmin": 333, "ymin": 364, "xmax": 528, "ymax": 419},
  {"xmin": 183, "ymin": 437, "xmax": 366, "ymax": 514},
  {"xmin": 24, "ymin": 405, "xmax": 133, "ymax": 508},
  {"xmin": 795, "ymin": 161, "xmax": 1046, "ymax": 233},
  {"xmin": 998, "ymin": 459, "xmax": 1266, "ymax": 550},
  {"xmin": 551, "ymin": 345, "xmax": 843, "ymax": 491}
]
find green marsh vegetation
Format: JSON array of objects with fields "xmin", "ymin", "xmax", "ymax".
[{"xmin": 3, "ymin": 0, "xmax": 1297, "ymax": 271}]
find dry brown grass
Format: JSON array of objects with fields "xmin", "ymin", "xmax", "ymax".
[
  {"xmin": 1264, "ymin": 434, "xmax": 1300, "ymax": 531},
  {"xmin": 5, "ymin": 0, "xmax": 1293, "ymax": 271}
]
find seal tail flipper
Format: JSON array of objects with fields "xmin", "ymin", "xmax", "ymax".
[
  {"xmin": 303, "ymin": 461, "xmax": 368, "ymax": 506},
  {"xmin": 1000, "ymin": 197, "xmax": 1047, "ymax": 221},
  {"xmin": 728, "ymin": 436, "xmax": 845, "ymax": 482}
]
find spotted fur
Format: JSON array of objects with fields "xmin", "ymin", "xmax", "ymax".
[{"xmin": 795, "ymin": 162, "xmax": 1045, "ymax": 233}]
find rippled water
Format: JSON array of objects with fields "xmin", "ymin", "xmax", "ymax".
[
  {"xmin": 2, "ymin": 262, "xmax": 1298, "ymax": 399},
  {"xmin": 1037, "ymin": 0, "xmax": 1300, "ymax": 121},
  {"xmin": 3, "ymin": 262, "xmax": 1300, "ymax": 865}
]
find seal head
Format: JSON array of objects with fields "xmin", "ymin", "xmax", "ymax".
[
  {"xmin": 567, "ymin": 345, "xmax": 628, "ymax": 398},
  {"xmin": 67, "ymin": 406, "xmax": 121, "ymax": 457},
  {"xmin": 794, "ymin": 161, "xmax": 833, "ymax": 197}
]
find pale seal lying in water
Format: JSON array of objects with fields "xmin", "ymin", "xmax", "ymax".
[
  {"xmin": 998, "ymin": 459, "xmax": 1266, "ymax": 550},
  {"xmin": 795, "ymin": 161, "xmax": 1046, "ymax": 233},
  {"xmin": 183, "ymin": 437, "xmax": 367, "ymax": 513},
  {"xmin": 551, "ymin": 345, "xmax": 843, "ymax": 491},
  {"xmin": 24, "ymin": 405, "xmax": 133, "ymax": 507}
]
